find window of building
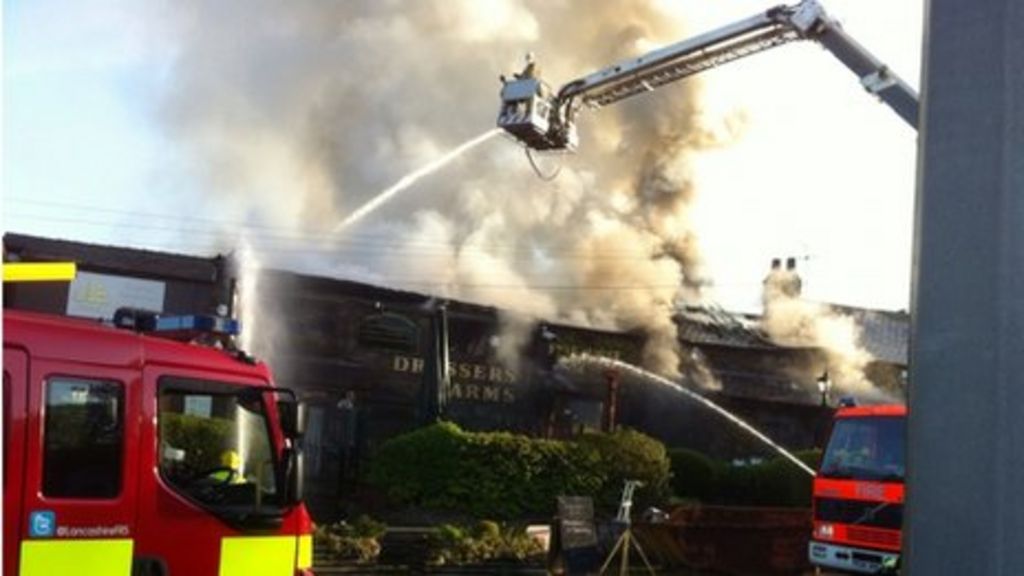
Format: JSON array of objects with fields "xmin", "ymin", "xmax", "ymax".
[
  {"xmin": 43, "ymin": 377, "xmax": 123, "ymax": 499},
  {"xmin": 358, "ymin": 312, "xmax": 419, "ymax": 353}
]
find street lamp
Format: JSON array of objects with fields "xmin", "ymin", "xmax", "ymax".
[{"xmin": 817, "ymin": 371, "xmax": 832, "ymax": 407}]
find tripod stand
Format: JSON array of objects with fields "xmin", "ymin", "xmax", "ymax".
[{"xmin": 599, "ymin": 480, "xmax": 657, "ymax": 576}]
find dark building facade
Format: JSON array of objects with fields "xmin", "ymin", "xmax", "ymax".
[{"xmin": 248, "ymin": 269, "xmax": 649, "ymax": 516}]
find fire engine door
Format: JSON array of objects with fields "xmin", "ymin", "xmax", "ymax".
[
  {"xmin": 17, "ymin": 359, "xmax": 139, "ymax": 576},
  {"xmin": 3, "ymin": 348, "xmax": 28, "ymax": 576}
]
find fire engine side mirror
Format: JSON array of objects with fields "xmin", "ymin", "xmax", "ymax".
[
  {"xmin": 283, "ymin": 446, "xmax": 304, "ymax": 505},
  {"xmin": 278, "ymin": 399, "xmax": 305, "ymax": 440}
]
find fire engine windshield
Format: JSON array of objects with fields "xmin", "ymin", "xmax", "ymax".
[
  {"xmin": 158, "ymin": 378, "xmax": 284, "ymax": 526},
  {"xmin": 820, "ymin": 416, "xmax": 905, "ymax": 482}
]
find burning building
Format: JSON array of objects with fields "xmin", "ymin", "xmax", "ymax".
[{"xmin": 3, "ymin": 234, "xmax": 907, "ymax": 520}]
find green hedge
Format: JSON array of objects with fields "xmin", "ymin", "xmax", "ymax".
[
  {"xmin": 367, "ymin": 422, "xmax": 670, "ymax": 519},
  {"xmin": 669, "ymin": 448, "xmax": 821, "ymax": 508},
  {"xmin": 668, "ymin": 448, "xmax": 717, "ymax": 502}
]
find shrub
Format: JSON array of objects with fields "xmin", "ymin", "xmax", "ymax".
[
  {"xmin": 741, "ymin": 449, "xmax": 820, "ymax": 507},
  {"xmin": 364, "ymin": 421, "xmax": 467, "ymax": 506},
  {"xmin": 368, "ymin": 422, "xmax": 670, "ymax": 519},
  {"xmin": 668, "ymin": 448, "xmax": 716, "ymax": 502},
  {"xmin": 764, "ymin": 449, "xmax": 821, "ymax": 508},
  {"xmin": 349, "ymin": 514, "xmax": 388, "ymax": 539},
  {"xmin": 795, "ymin": 449, "xmax": 823, "ymax": 471},
  {"xmin": 427, "ymin": 521, "xmax": 545, "ymax": 566},
  {"xmin": 669, "ymin": 448, "xmax": 821, "ymax": 508},
  {"xmin": 314, "ymin": 515, "xmax": 387, "ymax": 563},
  {"xmin": 577, "ymin": 429, "xmax": 672, "ymax": 511}
]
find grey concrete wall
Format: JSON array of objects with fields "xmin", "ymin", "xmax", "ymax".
[{"xmin": 905, "ymin": 0, "xmax": 1024, "ymax": 573}]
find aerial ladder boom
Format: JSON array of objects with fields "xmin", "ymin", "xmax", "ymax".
[{"xmin": 497, "ymin": 0, "xmax": 918, "ymax": 152}]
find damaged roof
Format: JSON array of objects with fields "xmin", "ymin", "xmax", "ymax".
[
  {"xmin": 677, "ymin": 303, "xmax": 909, "ymax": 365},
  {"xmin": 675, "ymin": 305, "xmax": 780, "ymax": 350}
]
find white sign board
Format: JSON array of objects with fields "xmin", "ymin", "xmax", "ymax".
[{"xmin": 66, "ymin": 271, "xmax": 166, "ymax": 320}]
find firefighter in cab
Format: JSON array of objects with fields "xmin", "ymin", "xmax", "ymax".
[{"xmin": 208, "ymin": 450, "xmax": 246, "ymax": 484}]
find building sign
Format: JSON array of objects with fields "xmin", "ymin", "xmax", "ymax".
[
  {"xmin": 392, "ymin": 354, "xmax": 517, "ymax": 403},
  {"xmin": 66, "ymin": 271, "xmax": 166, "ymax": 320},
  {"xmin": 546, "ymin": 328, "xmax": 641, "ymax": 363}
]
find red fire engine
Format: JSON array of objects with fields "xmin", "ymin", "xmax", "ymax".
[
  {"xmin": 3, "ymin": 308, "xmax": 314, "ymax": 576},
  {"xmin": 809, "ymin": 403, "xmax": 905, "ymax": 574}
]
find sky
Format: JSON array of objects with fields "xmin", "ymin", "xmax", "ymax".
[{"xmin": 2, "ymin": 0, "xmax": 924, "ymax": 314}]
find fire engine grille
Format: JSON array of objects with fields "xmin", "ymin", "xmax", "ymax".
[
  {"xmin": 815, "ymin": 497, "xmax": 903, "ymax": 530},
  {"xmin": 846, "ymin": 526, "xmax": 901, "ymax": 549}
]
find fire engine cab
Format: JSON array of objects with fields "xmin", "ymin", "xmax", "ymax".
[
  {"xmin": 3, "ymin": 308, "xmax": 314, "ymax": 576},
  {"xmin": 810, "ymin": 402, "xmax": 905, "ymax": 574}
]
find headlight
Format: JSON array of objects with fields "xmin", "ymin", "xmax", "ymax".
[{"xmin": 817, "ymin": 523, "xmax": 835, "ymax": 539}]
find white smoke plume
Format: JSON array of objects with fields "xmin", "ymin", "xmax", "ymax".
[
  {"xmin": 761, "ymin": 266, "xmax": 877, "ymax": 396},
  {"xmin": 160, "ymin": 0, "xmax": 741, "ymax": 377}
]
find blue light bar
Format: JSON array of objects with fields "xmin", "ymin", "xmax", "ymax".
[
  {"xmin": 112, "ymin": 307, "xmax": 243, "ymax": 345},
  {"xmin": 148, "ymin": 314, "xmax": 240, "ymax": 336}
]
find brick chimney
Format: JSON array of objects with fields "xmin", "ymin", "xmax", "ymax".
[{"xmin": 763, "ymin": 257, "xmax": 803, "ymax": 301}]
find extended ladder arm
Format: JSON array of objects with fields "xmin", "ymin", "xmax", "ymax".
[
  {"xmin": 811, "ymin": 17, "xmax": 918, "ymax": 127},
  {"xmin": 497, "ymin": 0, "xmax": 918, "ymax": 152}
]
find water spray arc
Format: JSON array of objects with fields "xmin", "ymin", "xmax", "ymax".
[
  {"xmin": 565, "ymin": 354, "xmax": 816, "ymax": 477},
  {"xmin": 332, "ymin": 129, "xmax": 502, "ymax": 234},
  {"xmin": 235, "ymin": 240, "xmax": 261, "ymax": 354}
]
